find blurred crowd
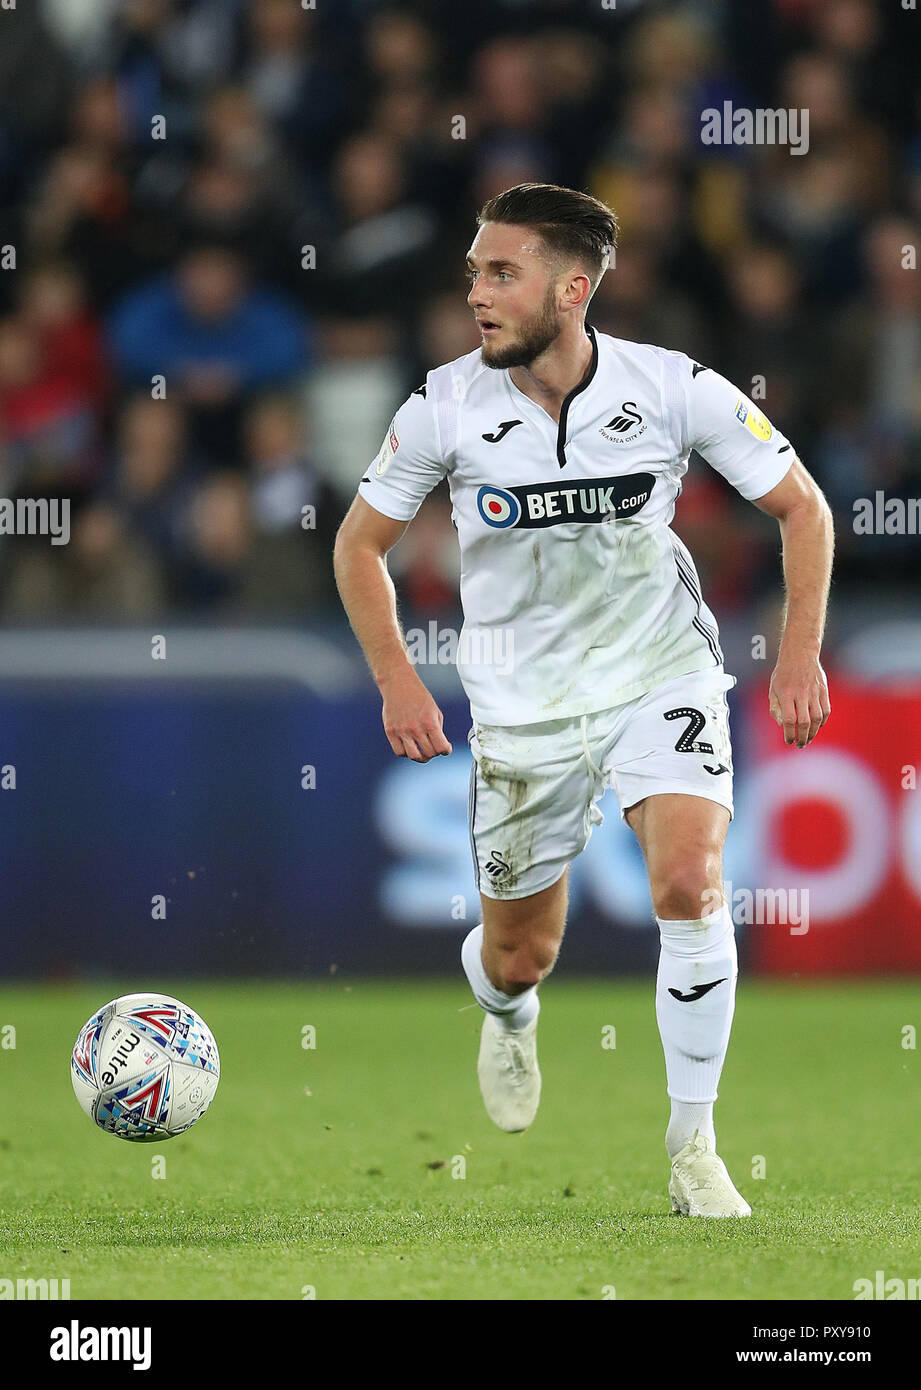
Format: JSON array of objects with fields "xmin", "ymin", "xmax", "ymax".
[{"xmin": 0, "ymin": 0, "xmax": 919, "ymax": 623}]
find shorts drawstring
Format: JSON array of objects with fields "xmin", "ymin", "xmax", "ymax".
[{"xmin": 579, "ymin": 714, "xmax": 602, "ymax": 782}]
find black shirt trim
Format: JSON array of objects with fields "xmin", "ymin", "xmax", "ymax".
[{"xmin": 556, "ymin": 324, "xmax": 599, "ymax": 468}]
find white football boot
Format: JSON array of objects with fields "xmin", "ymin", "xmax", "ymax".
[
  {"xmin": 668, "ymin": 1131, "xmax": 752, "ymax": 1217},
  {"xmin": 477, "ymin": 1012, "xmax": 541, "ymax": 1133}
]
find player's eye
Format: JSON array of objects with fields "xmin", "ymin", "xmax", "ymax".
[{"xmin": 465, "ymin": 267, "xmax": 512, "ymax": 284}]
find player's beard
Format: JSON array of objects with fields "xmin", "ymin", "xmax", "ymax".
[{"xmin": 480, "ymin": 285, "xmax": 562, "ymax": 369}]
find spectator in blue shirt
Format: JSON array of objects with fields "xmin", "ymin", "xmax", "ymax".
[{"xmin": 108, "ymin": 242, "xmax": 311, "ymax": 465}]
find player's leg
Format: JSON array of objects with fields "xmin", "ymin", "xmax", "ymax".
[
  {"xmin": 625, "ymin": 791, "xmax": 734, "ymax": 1151},
  {"xmin": 476, "ymin": 868, "xmax": 569, "ymax": 1007},
  {"xmin": 626, "ymin": 791, "xmax": 749, "ymax": 1216},
  {"xmin": 604, "ymin": 666, "xmax": 748, "ymax": 1214},
  {"xmin": 461, "ymin": 874, "xmax": 568, "ymax": 1133},
  {"xmin": 462, "ymin": 715, "xmax": 595, "ymax": 1132}
]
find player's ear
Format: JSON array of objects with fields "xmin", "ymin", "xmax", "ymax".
[
  {"xmin": 562, "ymin": 260, "xmax": 588, "ymax": 303},
  {"xmin": 566, "ymin": 271, "xmax": 592, "ymax": 311}
]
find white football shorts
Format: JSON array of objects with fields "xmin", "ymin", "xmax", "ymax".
[{"xmin": 467, "ymin": 665, "xmax": 736, "ymax": 900}]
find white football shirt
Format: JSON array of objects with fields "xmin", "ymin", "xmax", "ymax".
[{"xmin": 358, "ymin": 326, "xmax": 794, "ymax": 726}]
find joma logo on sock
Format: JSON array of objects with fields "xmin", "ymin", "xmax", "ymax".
[{"xmin": 668, "ymin": 979, "xmax": 727, "ymax": 1003}]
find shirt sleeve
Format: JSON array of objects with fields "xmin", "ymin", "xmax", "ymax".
[
  {"xmin": 680, "ymin": 357, "xmax": 795, "ymax": 501},
  {"xmin": 357, "ymin": 385, "xmax": 447, "ymax": 522}
]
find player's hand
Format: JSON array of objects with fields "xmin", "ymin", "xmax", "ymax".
[
  {"xmin": 380, "ymin": 668, "xmax": 452, "ymax": 762},
  {"xmin": 768, "ymin": 653, "xmax": 831, "ymax": 748}
]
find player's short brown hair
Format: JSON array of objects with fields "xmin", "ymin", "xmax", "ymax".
[{"xmin": 476, "ymin": 183, "xmax": 619, "ymax": 291}]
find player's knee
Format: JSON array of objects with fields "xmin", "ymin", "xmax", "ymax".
[
  {"xmin": 498, "ymin": 962, "xmax": 546, "ymax": 993},
  {"xmin": 496, "ymin": 940, "xmax": 558, "ymax": 993},
  {"xmin": 652, "ymin": 853, "xmax": 722, "ymax": 921}
]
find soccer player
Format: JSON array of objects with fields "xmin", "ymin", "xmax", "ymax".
[{"xmin": 334, "ymin": 184, "xmax": 833, "ymax": 1217}]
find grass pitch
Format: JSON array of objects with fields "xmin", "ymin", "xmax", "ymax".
[{"xmin": 0, "ymin": 978, "xmax": 918, "ymax": 1300}]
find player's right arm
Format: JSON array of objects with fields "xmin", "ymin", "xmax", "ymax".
[
  {"xmin": 333, "ymin": 386, "xmax": 452, "ymax": 763},
  {"xmin": 334, "ymin": 496, "xmax": 451, "ymax": 762}
]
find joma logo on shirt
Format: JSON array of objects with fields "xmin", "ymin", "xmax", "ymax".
[{"xmin": 476, "ymin": 474, "xmax": 655, "ymax": 529}]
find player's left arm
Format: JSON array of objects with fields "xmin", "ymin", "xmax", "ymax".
[
  {"xmin": 680, "ymin": 357, "xmax": 834, "ymax": 749},
  {"xmin": 750, "ymin": 455, "xmax": 834, "ymax": 749}
]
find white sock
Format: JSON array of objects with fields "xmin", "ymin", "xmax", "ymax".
[
  {"xmin": 666, "ymin": 1099, "xmax": 715, "ymax": 1157},
  {"xmin": 655, "ymin": 903, "xmax": 737, "ymax": 1159},
  {"xmin": 461, "ymin": 923, "xmax": 540, "ymax": 1032}
]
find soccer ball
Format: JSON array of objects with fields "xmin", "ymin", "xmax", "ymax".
[{"xmin": 71, "ymin": 993, "xmax": 220, "ymax": 1142}]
